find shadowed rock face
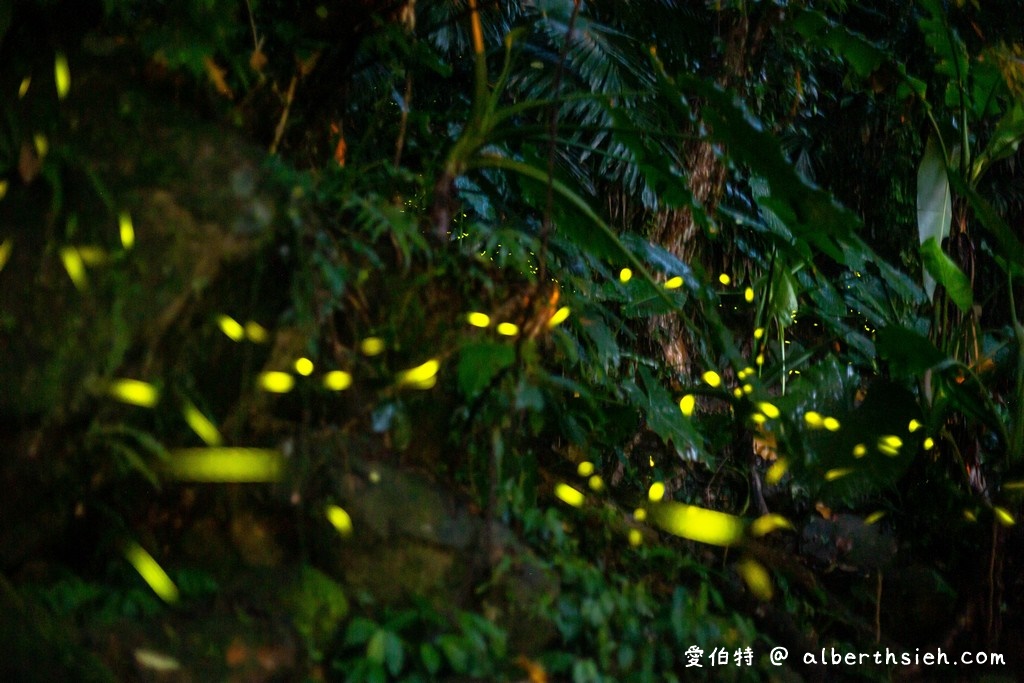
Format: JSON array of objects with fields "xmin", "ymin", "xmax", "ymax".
[
  {"xmin": 0, "ymin": 47, "xmax": 290, "ymax": 573},
  {"xmin": 0, "ymin": 48, "xmax": 281, "ymax": 424}
]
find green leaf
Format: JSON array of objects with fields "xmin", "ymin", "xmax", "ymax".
[
  {"xmin": 457, "ymin": 342, "xmax": 515, "ymax": 398},
  {"xmin": 343, "ymin": 618, "xmax": 378, "ymax": 647},
  {"xmin": 920, "ymin": 237, "xmax": 973, "ymax": 313},
  {"xmin": 973, "ymin": 103, "xmax": 1024, "ymax": 182},
  {"xmin": 366, "ymin": 629, "xmax": 386, "ymax": 665},
  {"xmin": 437, "ymin": 635, "xmax": 469, "ymax": 673},
  {"xmin": 919, "ymin": 0, "xmax": 969, "ymax": 109},
  {"xmin": 383, "ymin": 631, "xmax": 405, "ymax": 676},
  {"xmin": 949, "ymin": 177, "xmax": 1024, "ymax": 270},
  {"xmin": 421, "ymin": 643, "xmax": 442, "ymax": 675},
  {"xmin": 471, "ymin": 155, "xmax": 674, "ymax": 307},
  {"xmin": 769, "ymin": 267, "xmax": 800, "ymax": 329},
  {"xmin": 625, "ymin": 366, "xmax": 701, "ymax": 451},
  {"xmin": 875, "ymin": 326, "xmax": 946, "ymax": 376},
  {"xmin": 916, "ymin": 134, "xmax": 952, "ymax": 299}
]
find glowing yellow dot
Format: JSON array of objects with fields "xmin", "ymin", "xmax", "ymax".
[
  {"xmin": 702, "ymin": 370, "xmax": 722, "ymax": 388},
  {"xmin": 649, "ymin": 456, "xmax": 655, "ymax": 467},
  {"xmin": 326, "ymin": 505, "xmax": 353, "ymax": 537},
  {"xmin": 33, "ymin": 133, "xmax": 48, "ymax": 158},
  {"xmin": 74, "ymin": 246, "xmax": 105, "ymax": 266},
  {"xmin": 466, "ymin": 312, "xmax": 491, "ymax": 327},
  {"xmin": 766, "ymin": 459, "xmax": 788, "ymax": 485},
  {"xmin": 628, "ymin": 528, "xmax": 643, "ymax": 546},
  {"xmin": 577, "ymin": 461, "xmax": 595, "ymax": 477},
  {"xmin": 964, "ymin": 509, "xmax": 977, "ymax": 522},
  {"xmin": 738, "ymin": 558, "xmax": 772, "ymax": 601},
  {"xmin": 823, "ymin": 417, "xmax": 841, "ymax": 432},
  {"xmin": 496, "ymin": 322, "xmax": 519, "ymax": 336},
  {"xmin": 751, "ymin": 413, "xmax": 767, "ymax": 425},
  {"xmin": 109, "ymin": 379, "xmax": 160, "ymax": 407},
  {"xmin": 733, "ymin": 387, "xmax": 743, "ymax": 398},
  {"xmin": 182, "ymin": 401, "xmax": 222, "ymax": 446},
  {"xmin": 18, "ymin": 76, "xmax": 30, "ymax": 98},
  {"xmin": 750, "ymin": 514, "xmax": 793, "ymax": 537},
  {"xmin": 397, "ymin": 359, "xmax": 440, "ymax": 387},
  {"xmin": 757, "ymin": 402, "xmax": 780, "ymax": 419},
  {"xmin": 853, "ymin": 443, "xmax": 867, "ymax": 458},
  {"xmin": 742, "ymin": 383, "xmax": 753, "ymax": 395},
  {"xmin": 588, "ymin": 475, "xmax": 604, "ymax": 492},
  {"xmin": 217, "ymin": 315, "xmax": 245, "ymax": 342},
  {"xmin": 679, "ymin": 394, "xmax": 696, "ymax": 417},
  {"xmin": 294, "ymin": 357, "xmax": 314, "ymax": 376},
  {"xmin": 0, "ymin": 238, "xmax": 11, "ymax": 273},
  {"xmin": 877, "ymin": 434, "xmax": 902, "ymax": 456},
  {"xmin": 744, "ymin": 287, "xmax": 754, "ymax": 303},
  {"xmin": 324, "ymin": 370, "xmax": 352, "ymax": 391},
  {"xmin": 804, "ymin": 411, "xmax": 824, "ymax": 428},
  {"xmin": 923, "ymin": 437, "xmax": 935, "ymax": 450},
  {"xmin": 633, "ymin": 508, "xmax": 647, "ymax": 522},
  {"xmin": 648, "ymin": 482, "xmax": 666, "ymax": 502},
  {"xmin": 119, "ymin": 211, "xmax": 134, "ymax": 250},
  {"xmin": 664, "ymin": 276, "xmax": 683, "ymax": 289},
  {"xmin": 244, "ymin": 321, "xmax": 269, "ymax": 343},
  {"xmin": 865, "ymin": 511, "xmax": 886, "ymax": 525},
  {"xmin": 754, "ymin": 327, "xmax": 765, "ymax": 340},
  {"xmin": 259, "ymin": 371, "xmax": 294, "ymax": 393},
  {"xmin": 54, "ymin": 52, "xmax": 70, "ymax": 100},
  {"xmin": 555, "ymin": 483, "xmax": 585, "ymax": 507},
  {"xmin": 619, "ymin": 268, "xmax": 633, "ymax": 283},
  {"xmin": 718, "ymin": 273, "xmax": 731, "ymax": 285},
  {"xmin": 124, "ymin": 542, "xmax": 178, "ymax": 603},
  {"xmin": 548, "ymin": 306, "xmax": 571, "ymax": 327},
  {"xmin": 908, "ymin": 419, "xmax": 923, "ymax": 433},
  {"xmin": 755, "ymin": 354, "xmax": 765, "ymax": 366},
  {"xmin": 60, "ymin": 247, "xmax": 87, "ymax": 290},
  {"xmin": 825, "ymin": 468, "xmax": 853, "ymax": 481},
  {"xmin": 0, "ymin": 181, "xmax": 6, "ymax": 201},
  {"xmin": 994, "ymin": 506, "xmax": 1015, "ymax": 526},
  {"xmin": 360, "ymin": 337, "xmax": 385, "ymax": 356}
]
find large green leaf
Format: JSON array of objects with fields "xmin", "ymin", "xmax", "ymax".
[
  {"xmin": 916, "ymin": 134, "xmax": 952, "ymax": 299},
  {"xmin": 919, "ymin": 0, "xmax": 969, "ymax": 110},
  {"xmin": 947, "ymin": 174, "xmax": 1024, "ymax": 270},
  {"xmin": 875, "ymin": 326, "xmax": 946, "ymax": 377},
  {"xmin": 972, "ymin": 103, "xmax": 1024, "ymax": 182},
  {"xmin": 920, "ymin": 237, "xmax": 973, "ymax": 314},
  {"xmin": 624, "ymin": 366, "xmax": 701, "ymax": 451},
  {"xmin": 458, "ymin": 342, "xmax": 515, "ymax": 398}
]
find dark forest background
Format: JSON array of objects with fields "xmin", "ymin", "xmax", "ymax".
[{"xmin": 2, "ymin": 0, "xmax": 1024, "ymax": 680}]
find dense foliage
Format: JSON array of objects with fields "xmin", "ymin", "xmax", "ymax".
[{"xmin": 2, "ymin": 0, "xmax": 1023, "ymax": 681}]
